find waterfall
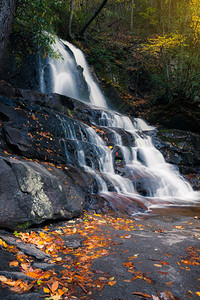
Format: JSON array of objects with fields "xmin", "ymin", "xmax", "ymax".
[
  {"xmin": 40, "ymin": 36, "xmax": 107, "ymax": 108},
  {"xmin": 40, "ymin": 37, "xmax": 200, "ymax": 212}
]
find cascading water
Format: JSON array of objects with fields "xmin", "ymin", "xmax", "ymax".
[
  {"xmin": 40, "ymin": 37, "xmax": 200, "ymax": 213},
  {"xmin": 40, "ymin": 36, "xmax": 107, "ymax": 107}
]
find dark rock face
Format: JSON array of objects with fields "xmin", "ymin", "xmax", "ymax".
[
  {"xmin": 0, "ymin": 82, "xmax": 96, "ymax": 229},
  {"xmin": 0, "ymin": 81, "xmax": 199, "ymax": 228},
  {"xmin": 151, "ymin": 129, "xmax": 200, "ymax": 190}
]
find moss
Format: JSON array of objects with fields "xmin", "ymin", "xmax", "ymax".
[
  {"xmin": 15, "ymin": 221, "xmax": 30, "ymax": 230},
  {"xmin": 158, "ymin": 130, "xmax": 194, "ymax": 149}
]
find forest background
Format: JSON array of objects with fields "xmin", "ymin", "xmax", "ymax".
[{"xmin": 1, "ymin": 0, "xmax": 200, "ymax": 129}]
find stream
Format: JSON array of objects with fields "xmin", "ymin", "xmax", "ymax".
[{"xmin": 40, "ymin": 37, "xmax": 200, "ymax": 215}]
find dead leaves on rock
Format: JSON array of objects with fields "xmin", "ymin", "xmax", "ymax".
[{"xmin": 0, "ymin": 213, "xmax": 199, "ymax": 299}]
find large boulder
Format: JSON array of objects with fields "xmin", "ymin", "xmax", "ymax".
[{"xmin": 0, "ymin": 157, "xmax": 90, "ymax": 229}]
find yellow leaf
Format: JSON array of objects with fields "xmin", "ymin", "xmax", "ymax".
[
  {"xmin": 109, "ymin": 277, "xmax": 115, "ymax": 281},
  {"xmin": 43, "ymin": 287, "xmax": 50, "ymax": 293},
  {"xmin": 196, "ymin": 291, "xmax": 200, "ymax": 296}
]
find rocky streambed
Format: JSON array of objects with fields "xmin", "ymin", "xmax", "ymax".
[{"xmin": 0, "ymin": 81, "xmax": 199, "ymax": 229}]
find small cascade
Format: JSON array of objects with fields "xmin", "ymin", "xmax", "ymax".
[
  {"xmin": 40, "ymin": 36, "xmax": 107, "ymax": 107},
  {"xmin": 63, "ymin": 41, "xmax": 107, "ymax": 108},
  {"xmin": 40, "ymin": 37, "xmax": 200, "ymax": 213}
]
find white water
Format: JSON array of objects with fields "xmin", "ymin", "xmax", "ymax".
[
  {"xmin": 40, "ymin": 37, "xmax": 200, "ymax": 211},
  {"xmin": 63, "ymin": 41, "xmax": 107, "ymax": 108}
]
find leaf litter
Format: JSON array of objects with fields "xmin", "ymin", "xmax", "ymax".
[{"xmin": 0, "ymin": 213, "xmax": 199, "ymax": 299}]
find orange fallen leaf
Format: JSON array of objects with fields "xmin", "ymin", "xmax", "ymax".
[
  {"xmin": 99, "ymin": 277, "xmax": 107, "ymax": 281},
  {"xmin": 160, "ymin": 261, "xmax": 169, "ymax": 265},
  {"xmin": 98, "ymin": 282, "xmax": 106, "ymax": 291},
  {"xmin": 3, "ymin": 280, "xmax": 21, "ymax": 287},
  {"xmin": 58, "ymin": 289, "xmax": 64, "ymax": 296},
  {"xmin": 124, "ymin": 279, "xmax": 132, "ymax": 283},
  {"xmin": 9, "ymin": 261, "xmax": 19, "ymax": 267},
  {"xmin": 52, "ymin": 281, "xmax": 59, "ymax": 294},
  {"xmin": 154, "ymin": 264, "xmax": 162, "ymax": 267},
  {"xmin": 157, "ymin": 271, "xmax": 169, "ymax": 275},
  {"xmin": 132, "ymin": 292, "xmax": 151, "ymax": 298},
  {"xmin": 174, "ymin": 225, "xmax": 184, "ymax": 229},
  {"xmin": 196, "ymin": 291, "xmax": 200, "ymax": 296},
  {"xmin": 10, "ymin": 286, "xmax": 23, "ymax": 293},
  {"xmin": 108, "ymin": 281, "xmax": 116, "ymax": 286}
]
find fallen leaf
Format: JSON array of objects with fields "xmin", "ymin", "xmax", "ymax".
[
  {"xmin": 124, "ymin": 235, "xmax": 131, "ymax": 239},
  {"xmin": 77, "ymin": 282, "xmax": 88, "ymax": 293},
  {"xmin": 98, "ymin": 282, "xmax": 106, "ymax": 291},
  {"xmin": 196, "ymin": 292, "xmax": 200, "ymax": 296},
  {"xmin": 21, "ymin": 263, "xmax": 30, "ymax": 270},
  {"xmin": 132, "ymin": 292, "xmax": 151, "ymax": 298},
  {"xmin": 51, "ymin": 281, "xmax": 59, "ymax": 293},
  {"xmin": 109, "ymin": 277, "xmax": 115, "ymax": 281},
  {"xmin": 58, "ymin": 289, "xmax": 64, "ymax": 296},
  {"xmin": 108, "ymin": 281, "xmax": 116, "ymax": 286},
  {"xmin": 0, "ymin": 275, "xmax": 8, "ymax": 283},
  {"xmin": 154, "ymin": 264, "xmax": 162, "ymax": 267},
  {"xmin": 174, "ymin": 225, "xmax": 184, "ymax": 229},
  {"xmin": 56, "ymin": 257, "xmax": 62, "ymax": 262},
  {"xmin": 43, "ymin": 287, "xmax": 50, "ymax": 293},
  {"xmin": 9, "ymin": 261, "xmax": 19, "ymax": 267},
  {"xmin": 99, "ymin": 277, "xmax": 107, "ymax": 281},
  {"xmin": 160, "ymin": 261, "xmax": 169, "ymax": 265},
  {"xmin": 124, "ymin": 279, "xmax": 131, "ymax": 283},
  {"xmin": 157, "ymin": 271, "xmax": 169, "ymax": 275}
]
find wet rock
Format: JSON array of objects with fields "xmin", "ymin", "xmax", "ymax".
[
  {"xmin": 4, "ymin": 126, "xmax": 31, "ymax": 152},
  {"xmin": 0, "ymin": 235, "xmax": 50, "ymax": 260},
  {"xmin": 86, "ymin": 192, "xmax": 147, "ymax": 215},
  {"xmin": 62, "ymin": 238, "xmax": 83, "ymax": 249},
  {"xmin": 0, "ymin": 81, "xmax": 199, "ymax": 227},
  {"xmin": 3, "ymin": 293, "xmax": 41, "ymax": 300},
  {"xmin": 0, "ymin": 271, "xmax": 35, "ymax": 281},
  {"xmin": 0, "ymin": 157, "xmax": 88, "ymax": 229},
  {"xmin": 152, "ymin": 129, "xmax": 200, "ymax": 189},
  {"xmin": 32, "ymin": 262, "xmax": 57, "ymax": 270}
]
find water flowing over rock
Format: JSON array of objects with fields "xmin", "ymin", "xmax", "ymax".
[{"xmin": 0, "ymin": 38, "xmax": 199, "ymax": 228}]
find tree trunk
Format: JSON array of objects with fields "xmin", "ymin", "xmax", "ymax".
[
  {"xmin": 0, "ymin": 0, "xmax": 18, "ymax": 67},
  {"xmin": 131, "ymin": 0, "xmax": 134, "ymax": 30},
  {"xmin": 78, "ymin": 0, "xmax": 109, "ymax": 37},
  {"xmin": 168, "ymin": 0, "xmax": 172, "ymax": 33},
  {"xmin": 68, "ymin": 0, "xmax": 74, "ymax": 39}
]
